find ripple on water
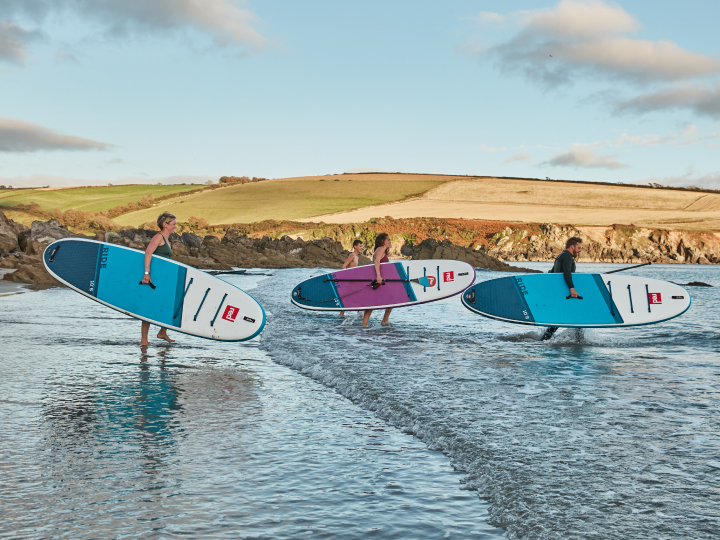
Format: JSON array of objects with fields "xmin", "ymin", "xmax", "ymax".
[
  {"xmin": 0, "ymin": 276, "xmax": 502, "ymax": 540},
  {"xmin": 258, "ymin": 265, "xmax": 720, "ymax": 540}
]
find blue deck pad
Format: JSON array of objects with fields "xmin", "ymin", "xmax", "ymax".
[
  {"xmin": 43, "ymin": 240, "xmax": 101, "ymax": 295},
  {"xmin": 293, "ymin": 274, "xmax": 342, "ymax": 309},
  {"xmin": 474, "ymin": 276, "xmax": 535, "ymax": 323},
  {"xmin": 397, "ymin": 263, "xmax": 417, "ymax": 302},
  {"xmin": 96, "ymin": 245, "xmax": 186, "ymax": 326},
  {"xmin": 522, "ymin": 274, "xmax": 623, "ymax": 325}
]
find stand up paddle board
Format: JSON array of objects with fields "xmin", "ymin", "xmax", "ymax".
[
  {"xmin": 291, "ymin": 260, "xmax": 476, "ymax": 311},
  {"xmin": 43, "ymin": 238, "xmax": 265, "ymax": 341},
  {"xmin": 462, "ymin": 273, "xmax": 690, "ymax": 328}
]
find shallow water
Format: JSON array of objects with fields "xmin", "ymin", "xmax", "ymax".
[
  {"xmin": 2, "ymin": 263, "xmax": 719, "ymax": 539},
  {"xmin": 260, "ymin": 263, "xmax": 720, "ymax": 540},
  {"xmin": 0, "ymin": 275, "xmax": 501, "ymax": 539}
]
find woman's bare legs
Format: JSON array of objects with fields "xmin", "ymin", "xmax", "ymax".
[
  {"xmin": 339, "ymin": 311, "xmax": 345, "ymax": 317},
  {"xmin": 157, "ymin": 328, "xmax": 175, "ymax": 343},
  {"xmin": 362, "ymin": 310, "xmax": 372, "ymax": 326},
  {"xmin": 141, "ymin": 321, "xmax": 151, "ymax": 346},
  {"xmin": 380, "ymin": 308, "xmax": 392, "ymax": 325}
]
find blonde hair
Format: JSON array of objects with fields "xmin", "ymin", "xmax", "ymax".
[{"xmin": 157, "ymin": 212, "xmax": 176, "ymax": 230}]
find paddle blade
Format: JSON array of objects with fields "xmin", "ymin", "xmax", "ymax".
[{"xmin": 417, "ymin": 276, "xmax": 431, "ymax": 287}]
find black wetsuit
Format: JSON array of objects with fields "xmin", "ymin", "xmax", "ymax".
[
  {"xmin": 550, "ymin": 250, "xmax": 576, "ymax": 290},
  {"xmin": 543, "ymin": 250, "xmax": 577, "ymax": 341}
]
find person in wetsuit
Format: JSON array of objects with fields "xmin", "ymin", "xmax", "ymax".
[
  {"xmin": 542, "ymin": 236, "xmax": 583, "ymax": 340},
  {"xmin": 140, "ymin": 211, "xmax": 177, "ymax": 346},
  {"xmin": 362, "ymin": 232, "xmax": 393, "ymax": 327}
]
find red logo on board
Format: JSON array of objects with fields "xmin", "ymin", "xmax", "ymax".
[
  {"xmin": 222, "ymin": 305, "xmax": 239, "ymax": 322},
  {"xmin": 649, "ymin": 293, "xmax": 662, "ymax": 304},
  {"xmin": 426, "ymin": 276, "xmax": 437, "ymax": 287},
  {"xmin": 443, "ymin": 271, "xmax": 454, "ymax": 282}
]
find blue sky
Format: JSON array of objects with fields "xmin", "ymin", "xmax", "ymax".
[{"xmin": 1, "ymin": 0, "xmax": 719, "ymax": 188}]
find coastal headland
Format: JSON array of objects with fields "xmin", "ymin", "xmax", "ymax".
[{"xmin": 2, "ymin": 173, "xmax": 720, "ymax": 286}]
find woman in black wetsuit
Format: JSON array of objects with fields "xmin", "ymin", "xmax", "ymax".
[{"xmin": 140, "ymin": 211, "xmax": 176, "ymax": 346}]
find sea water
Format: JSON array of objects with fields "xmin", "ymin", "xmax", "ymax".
[{"xmin": 1, "ymin": 263, "xmax": 718, "ymax": 539}]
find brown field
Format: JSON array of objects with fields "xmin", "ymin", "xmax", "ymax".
[{"xmin": 301, "ymin": 177, "xmax": 720, "ymax": 231}]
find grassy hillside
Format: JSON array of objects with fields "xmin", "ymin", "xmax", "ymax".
[
  {"xmin": 308, "ymin": 176, "xmax": 720, "ymax": 231},
  {"xmin": 0, "ymin": 184, "xmax": 202, "ymax": 213},
  {"xmin": 114, "ymin": 174, "xmax": 448, "ymax": 227}
]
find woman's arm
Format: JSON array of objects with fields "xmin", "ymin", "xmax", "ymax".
[
  {"xmin": 374, "ymin": 247, "xmax": 385, "ymax": 282},
  {"xmin": 341, "ymin": 252, "xmax": 355, "ymax": 269},
  {"xmin": 142, "ymin": 234, "xmax": 162, "ymax": 283}
]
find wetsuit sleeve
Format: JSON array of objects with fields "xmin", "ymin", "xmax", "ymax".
[{"xmin": 561, "ymin": 253, "xmax": 574, "ymax": 289}]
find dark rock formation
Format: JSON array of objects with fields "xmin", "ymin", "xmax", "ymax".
[
  {"xmin": 1, "ymin": 253, "xmax": 56, "ymax": 284},
  {"xmin": 410, "ymin": 238, "xmax": 538, "ymax": 273}
]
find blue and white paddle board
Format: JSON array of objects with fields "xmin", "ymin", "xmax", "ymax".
[
  {"xmin": 43, "ymin": 238, "xmax": 265, "ymax": 341},
  {"xmin": 462, "ymin": 274, "xmax": 690, "ymax": 328},
  {"xmin": 291, "ymin": 260, "xmax": 475, "ymax": 311}
]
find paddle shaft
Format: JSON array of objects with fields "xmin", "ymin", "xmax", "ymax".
[
  {"xmin": 325, "ymin": 278, "xmax": 416, "ymax": 283},
  {"xmin": 604, "ymin": 262, "xmax": 651, "ymax": 274}
]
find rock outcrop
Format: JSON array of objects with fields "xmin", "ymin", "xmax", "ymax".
[
  {"xmin": 1, "ymin": 211, "xmax": 531, "ymax": 285},
  {"xmin": 411, "ymin": 238, "xmax": 538, "ymax": 273},
  {"xmin": 484, "ymin": 223, "xmax": 720, "ymax": 264}
]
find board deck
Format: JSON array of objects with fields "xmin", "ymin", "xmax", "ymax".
[
  {"xmin": 462, "ymin": 273, "xmax": 691, "ymax": 328},
  {"xmin": 43, "ymin": 238, "xmax": 265, "ymax": 341},
  {"xmin": 291, "ymin": 260, "xmax": 476, "ymax": 311}
]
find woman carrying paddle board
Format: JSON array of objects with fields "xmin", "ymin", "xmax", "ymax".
[
  {"xmin": 362, "ymin": 233, "xmax": 393, "ymax": 326},
  {"xmin": 140, "ymin": 212, "xmax": 177, "ymax": 345},
  {"xmin": 339, "ymin": 239, "xmax": 364, "ymax": 318}
]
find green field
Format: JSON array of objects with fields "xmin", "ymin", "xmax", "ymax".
[
  {"xmin": 114, "ymin": 175, "xmax": 447, "ymax": 226},
  {"xmin": 0, "ymin": 184, "xmax": 203, "ymax": 213}
]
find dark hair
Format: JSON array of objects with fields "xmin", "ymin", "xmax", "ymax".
[
  {"xmin": 374, "ymin": 233, "xmax": 390, "ymax": 251},
  {"xmin": 157, "ymin": 211, "xmax": 176, "ymax": 230},
  {"xmin": 352, "ymin": 239, "xmax": 363, "ymax": 247},
  {"xmin": 565, "ymin": 236, "xmax": 582, "ymax": 249}
]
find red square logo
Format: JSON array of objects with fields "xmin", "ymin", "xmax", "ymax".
[
  {"xmin": 649, "ymin": 293, "xmax": 662, "ymax": 304},
  {"xmin": 427, "ymin": 276, "xmax": 437, "ymax": 287},
  {"xmin": 222, "ymin": 305, "xmax": 239, "ymax": 322},
  {"xmin": 443, "ymin": 271, "xmax": 454, "ymax": 282}
]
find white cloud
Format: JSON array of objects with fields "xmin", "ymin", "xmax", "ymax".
[
  {"xmin": 72, "ymin": 0, "xmax": 270, "ymax": 50},
  {"xmin": 614, "ymin": 83, "xmax": 720, "ymax": 118},
  {"xmin": 0, "ymin": 21, "xmax": 42, "ymax": 64},
  {"xmin": 0, "ymin": 117, "xmax": 110, "ymax": 152},
  {"xmin": 475, "ymin": 0, "xmax": 720, "ymax": 86},
  {"xmin": 0, "ymin": 0, "xmax": 270, "ymax": 65},
  {"xmin": 477, "ymin": 12, "xmax": 505, "ymax": 25},
  {"xmin": 545, "ymin": 147, "xmax": 626, "ymax": 169},
  {"xmin": 585, "ymin": 125, "xmax": 720, "ymax": 148},
  {"xmin": 504, "ymin": 152, "xmax": 533, "ymax": 164}
]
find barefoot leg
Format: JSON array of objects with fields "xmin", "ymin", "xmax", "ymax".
[
  {"xmin": 362, "ymin": 310, "xmax": 372, "ymax": 326},
  {"xmin": 141, "ymin": 320, "xmax": 151, "ymax": 346},
  {"xmin": 157, "ymin": 328, "xmax": 175, "ymax": 343},
  {"xmin": 339, "ymin": 311, "xmax": 345, "ymax": 317},
  {"xmin": 381, "ymin": 308, "xmax": 392, "ymax": 325}
]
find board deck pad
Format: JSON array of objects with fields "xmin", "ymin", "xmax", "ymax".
[
  {"xmin": 43, "ymin": 238, "xmax": 265, "ymax": 341},
  {"xmin": 462, "ymin": 273, "xmax": 691, "ymax": 328},
  {"xmin": 291, "ymin": 260, "xmax": 476, "ymax": 311}
]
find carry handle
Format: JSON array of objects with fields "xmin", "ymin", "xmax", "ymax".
[
  {"xmin": 566, "ymin": 295, "xmax": 583, "ymax": 299},
  {"xmin": 139, "ymin": 280, "xmax": 156, "ymax": 290}
]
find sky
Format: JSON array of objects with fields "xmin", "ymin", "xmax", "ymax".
[{"xmin": 1, "ymin": 0, "xmax": 719, "ymax": 188}]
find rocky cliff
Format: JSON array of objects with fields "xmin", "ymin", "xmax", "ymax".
[
  {"xmin": 484, "ymin": 223, "xmax": 720, "ymax": 264},
  {"xmin": 0, "ymin": 212, "xmax": 531, "ymax": 285}
]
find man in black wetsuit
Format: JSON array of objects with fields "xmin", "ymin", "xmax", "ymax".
[{"xmin": 542, "ymin": 236, "xmax": 583, "ymax": 340}]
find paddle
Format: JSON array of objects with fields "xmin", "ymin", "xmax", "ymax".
[
  {"xmin": 325, "ymin": 276, "xmax": 434, "ymax": 288},
  {"xmin": 207, "ymin": 270, "xmax": 274, "ymax": 276},
  {"xmin": 604, "ymin": 262, "xmax": 651, "ymax": 274}
]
